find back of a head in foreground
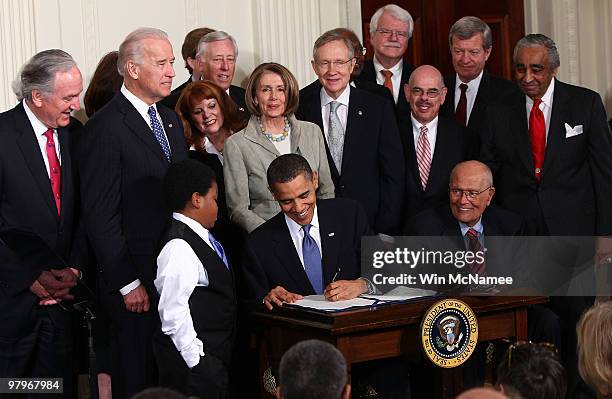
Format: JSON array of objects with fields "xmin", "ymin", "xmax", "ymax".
[
  {"xmin": 130, "ymin": 387, "xmax": 187, "ymax": 399},
  {"xmin": 496, "ymin": 342, "xmax": 567, "ymax": 399},
  {"xmin": 277, "ymin": 339, "xmax": 349, "ymax": 399},
  {"xmin": 456, "ymin": 387, "xmax": 509, "ymax": 399},
  {"xmin": 577, "ymin": 301, "xmax": 612, "ymax": 398}
]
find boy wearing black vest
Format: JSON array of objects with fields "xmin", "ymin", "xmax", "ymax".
[{"xmin": 153, "ymin": 159, "xmax": 236, "ymax": 399}]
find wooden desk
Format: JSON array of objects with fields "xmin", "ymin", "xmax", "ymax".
[{"xmin": 251, "ymin": 296, "xmax": 547, "ymax": 398}]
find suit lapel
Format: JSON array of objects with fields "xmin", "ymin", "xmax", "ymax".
[
  {"xmin": 398, "ymin": 115, "xmax": 422, "ymax": 192},
  {"xmin": 469, "ymin": 73, "xmax": 490, "ymax": 130},
  {"xmin": 14, "ymin": 105, "xmax": 58, "ymax": 219},
  {"xmin": 304, "ymin": 91, "xmax": 339, "ymax": 180},
  {"xmin": 512, "ymin": 100, "xmax": 534, "ymax": 175},
  {"xmin": 117, "ymin": 94, "xmax": 169, "ymax": 164},
  {"xmin": 542, "ymin": 79, "xmax": 566, "ymax": 179},
  {"xmin": 343, "ymin": 88, "xmax": 367, "ymax": 174},
  {"xmin": 243, "ymin": 117, "xmax": 280, "ymax": 156},
  {"xmin": 57, "ymin": 126, "xmax": 73, "ymax": 226},
  {"xmin": 317, "ymin": 202, "xmax": 340, "ymax": 285},
  {"xmin": 271, "ymin": 216, "xmax": 314, "ymax": 294},
  {"xmin": 427, "ymin": 119, "xmax": 452, "ymax": 195}
]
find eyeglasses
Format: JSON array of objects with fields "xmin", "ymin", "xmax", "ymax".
[
  {"xmin": 314, "ymin": 58, "xmax": 354, "ymax": 69},
  {"xmin": 507, "ymin": 341, "xmax": 558, "ymax": 368},
  {"xmin": 410, "ymin": 88, "xmax": 442, "ymax": 98},
  {"xmin": 449, "ymin": 186, "xmax": 492, "ymax": 200},
  {"xmin": 375, "ymin": 28, "xmax": 409, "ymax": 39}
]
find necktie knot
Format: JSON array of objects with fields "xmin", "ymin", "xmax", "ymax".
[
  {"xmin": 466, "ymin": 228, "xmax": 479, "ymax": 240},
  {"xmin": 533, "ymin": 98, "xmax": 542, "ymax": 108},
  {"xmin": 329, "ymin": 101, "xmax": 340, "ymax": 113},
  {"xmin": 209, "ymin": 232, "xmax": 229, "ymax": 269},
  {"xmin": 43, "ymin": 128, "xmax": 54, "ymax": 141},
  {"xmin": 459, "ymin": 83, "xmax": 468, "ymax": 93},
  {"xmin": 381, "ymin": 69, "xmax": 393, "ymax": 79},
  {"xmin": 147, "ymin": 106, "xmax": 157, "ymax": 119},
  {"xmin": 420, "ymin": 125, "xmax": 428, "ymax": 135},
  {"xmin": 303, "ymin": 224, "xmax": 312, "ymax": 235}
]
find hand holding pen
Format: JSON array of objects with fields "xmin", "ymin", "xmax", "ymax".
[{"xmin": 324, "ymin": 267, "xmax": 368, "ymax": 301}]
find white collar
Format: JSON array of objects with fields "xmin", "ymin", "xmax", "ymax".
[
  {"xmin": 284, "ymin": 205, "xmax": 320, "ymax": 235},
  {"xmin": 320, "ymin": 84, "xmax": 350, "ymax": 107},
  {"xmin": 172, "ymin": 212, "xmax": 211, "ymax": 242},
  {"xmin": 121, "ymin": 84, "xmax": 158, "ymax": 121},
  {"xmin": 455, "ymin": 70, "xmax": 484, "ymax": 91},
  {"xmin": 410, "ymin": 114, "xmax": 439, "ymax": 133},
  {"xmin": 526, "ymin": 78, "xmax": 555, "ymax": 107},
  {"xmin": 22, "ymin": 100, "xmax": 51, "ymax": 136},
  {"xmin": 373, "ymin": 56, "xmax": 402, "ymax": 75}
]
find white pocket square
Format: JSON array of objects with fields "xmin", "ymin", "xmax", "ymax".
[{"xmin": 565, "ymin": 123, "xmax": 583, "ymax": 138}]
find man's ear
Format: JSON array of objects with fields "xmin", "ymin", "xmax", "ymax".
[
  {"xmin": 30, "ymin": 89, "xmax": 45, "ymax": 108},
  {"xmin": 275, "ymin": 386, "xmax": 283, "ymax": 399},
  {"xmin": 126, "ymin": 60, "xmax": 139, "ymax": 80},
  {"xmin": 486, "ymin": 187, "xmax": 496, "ymax": 205},
  {"xmin": 191, "ymin": 192, "xmax": 201, "ymax": 208},
  {"xmin": 312, "ymin": 171, "xmax": 319, "ymax": 191},
  {"xmin": 342, "ymin": 384, "xmax": 351, "ymax": 399},
  {"xmin": 186, "ymin": 57, "xmax": 197, "ymax": 72}
]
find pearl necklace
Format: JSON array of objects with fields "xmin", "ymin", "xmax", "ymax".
[{"xmin": 258, "ymin": 116, "xmax": 291, "ymax": 142}]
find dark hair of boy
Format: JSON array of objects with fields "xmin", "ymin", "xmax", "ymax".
[{"xmin": 163, "ymin": 159, "xmax": 216, "ymax": 211}]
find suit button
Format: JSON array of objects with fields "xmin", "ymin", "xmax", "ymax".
[{"xmin": 340, "ymin": 185, "xmax": 346, "ymax": 189}]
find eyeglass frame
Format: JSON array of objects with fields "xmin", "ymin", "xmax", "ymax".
[
  {"xmin": 313, "ymin": 58, "xmax": 355, "ymax": 70},
  {"xmin": 409, "ymin": 87, "xmax": 444, "ymax": 98},
  {"xmin": 449, "ymin": 186, "xmax": 492, "ymax": 200},
  {"xmin": 375, "ymin": 28, "xmax": 410, "ymax": 39}
]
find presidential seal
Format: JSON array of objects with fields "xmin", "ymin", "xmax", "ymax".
[{"xmin": 420, "ymin": 299, "xmax": 478, "ymax": 368}]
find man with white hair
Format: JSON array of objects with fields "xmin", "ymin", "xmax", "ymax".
[
  {"xmin": 195, "ymin": 30, "xmax": 248, "ymax": 114},
  {"xmin": 79, "ymin": 27, "xmax": 188, "ymax": 397},
  {"xmin": 360, "ymin": 3, "xmax": 416, "ymax": 115}
]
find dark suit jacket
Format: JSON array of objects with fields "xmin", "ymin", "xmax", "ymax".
[
  {"xmin": 359, "ymin": 58, "xmax": 415, "ymax": 117},
  {"xmin": 399, "ymin": 114, "xmax": 468, "ymax": 219},
  {"xmin": 228, "ymin": 85, "xmax": 248, "ymax": 115},
  {"xmin": 0, "ymin": 102, "xmax": 83, "ymax": 338},
  {"xmin": 160, "ymin": 78, "xmax": 191, "ymax": 110},
  {"xmin": 79, "ymin": 92, "xmax": 188, "ymax": 293},
  {"xmin": 480, "ymin": 79, "xmax": 612, "ymax": 235},
  {"xmin": 296, "ymin": 86, "xmax": 405, "ymax": 234},
  {"xmin": 242, "ymin": 198, "xmax": 370, "ymax": 304}
]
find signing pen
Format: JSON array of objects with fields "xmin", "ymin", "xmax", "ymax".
[{"xmin": 331, "ymin": 267, "xmax": 342, "ymax": 282}]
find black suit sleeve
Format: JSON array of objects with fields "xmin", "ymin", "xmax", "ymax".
[
  {"xmin": 375, "ymin": 100, "xmax": 405, "ymax": 234},
  {"xmin": 241, "ymin": 237, "xmax": 270, "ymax": 309}
]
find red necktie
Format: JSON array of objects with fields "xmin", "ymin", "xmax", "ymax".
[
  {"xmin": 43, "ymin": 129, "xmax": 61, "ymax": 215},
  {"xmin": 455, "ymin": 83, "xmax": 468, "ymax": 126},
  {"xmin": 416, "ymin": 125, "xmax": 432, "ymax": 190},
  {"xmin": 529, "ymin": 98, "xmax": 546, "ymax": 181},
  {"xmin": 381, "ymin": 69, "xmax": 393, "ymax": 95},
  {"xmin": 466, "ymin": 228, "xmax": 486, "ymax": 276}
]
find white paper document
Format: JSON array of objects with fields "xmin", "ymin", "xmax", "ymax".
[{"xmin": 287, "ymin": 295, "xmax": 376, "ymax": 311}]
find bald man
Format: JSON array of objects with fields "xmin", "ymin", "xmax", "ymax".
[
  {"xmin": 399, "ymin": 65, "xmax": 469, "ymax": 220},
  {"xmin": 456, "ymin": 388, "xmax": 509, "ymax": 399}
]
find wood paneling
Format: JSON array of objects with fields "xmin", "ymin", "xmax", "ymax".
[{"xmin": 361, "ymin": 0, "xmax": 525, "ymax": 80}]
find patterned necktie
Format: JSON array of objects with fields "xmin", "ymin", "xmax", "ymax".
[
  {"xmin": 147, "ymin": 106, "xmax": 171, "ymax": 162},
  {"xmin": 302, "ymin": 224, "xmax": 323, "ymax": 294},
  {"xmin": 416, "ymin": 125, "xmax": 432, "ymax": 190},
  {"xmin": 327, "ymin": 101, "xmax": 345, "ymax": 173},
  {"xmin": 466, "ymin": 228, "xmax": 486, "ymax": 276},
  {"xmin": 43, "ymin": 129, "xmax": 61, "ymax": 216},
  {"xmin": 380, "ymin": 69, "xmax": 394, "ymax": 95},
  {"xmin": 529, "ymin": 98, "xmax": 546, "ymax": 181},
  {"xmin": 455, "ymin": 83, "xmax": 468, "ymax": 126},
  {"xmin": 209, "ymin": 232, "xmax": 229, "ymax": 270}
]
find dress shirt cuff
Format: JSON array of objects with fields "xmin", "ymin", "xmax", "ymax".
[
  {"xmin": 119, "ymin": 279, "xmax": 141, "ymax": 296},
  {"xmin": 358, "ymin": 277, "xmax": 379, "ymax": 295},
  {"xmin": 181, "ymin": 338, "xmax": 205, "ymax": 369}
]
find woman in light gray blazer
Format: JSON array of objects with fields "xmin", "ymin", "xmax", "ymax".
[{"xmin": 224, "ymin": 62, "xmax": 334, "ymax": 233}]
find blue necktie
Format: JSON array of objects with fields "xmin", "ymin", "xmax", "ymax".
[
  {"xmin": 302, "ymin": 224, "xmax": 323, "ymax": 294},
  {"xmin": 209, "ymin": 232, "xmax": 229, "ymax": 270},
  {"xmin": 147, "ymin": 106, "xmax": 171, "ymax": 162}
]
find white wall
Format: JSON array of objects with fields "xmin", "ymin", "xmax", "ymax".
[{"xmin": 0, "ymin": 0, "xmax": 362, "ymax": 118}]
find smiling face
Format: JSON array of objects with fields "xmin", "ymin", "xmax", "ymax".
[
  {"xmin": 270, "ymin": 172, "xmax": 319, "ymax": 226},
  {"xmin": 450, "ymin": 33, "xmax": 491, "ymax": 83},
  {"xmin": 370, "ymin": 11, "xmax": 410, "ymax": 66},
  {"xmin": 255, "ymin": 71, "xmax": 286, "ymax": 120},
  {"xmin": 449, "ymin": 162, "xmax": 495, "ymax": 227},
  {"xmin": 405, "ymin": 65, "xmax": 447, "ymax": 125},
  {"xmin": 129, "ymin": 37, "xmax": 175, "ymax": 104},
  {"xmin": 30, "ymin": 65, "xmax": 83, "ymax": 128},
  {"xmin": 190, "ymin": 97, "xmax": 225, "ymax": 137},
  {"xmin": 199, "ymin": 39, "xmax": 236, "ymax": 91},
  {"xmin": 312, "ymin": 39, "xmax": 355, "ymax": 100},
  {"xmin": 514, "ymin": 45, "xmax": 557, "ymax": 100}
]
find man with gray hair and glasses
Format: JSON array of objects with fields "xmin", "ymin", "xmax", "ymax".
[
  {"xmin": 79, "ymin": 27, "xmax": 188, "ymax": 397},
  {"xmin": 440, "ymin": 16, "xmax": 521, "ymax": 153},
  {"xmin": 360, "ymin": 3, "xmax": 416, "ymax": 115},
  {"xmin": 0, "ymin": 49, "xmax": 85, "ymax": 397},
  {"xmin": 195, "ymin": 30, "xmax": 248, "ymax": 114}
]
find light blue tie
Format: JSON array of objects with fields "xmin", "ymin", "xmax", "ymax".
[
  {"xmin": 327, "ymin": 101, "xmax": 344, "ymax": 173},
  {"xmin": 302, "ymin": 224, "xmax": 323, "ymax": 294},
  {"xmin": 147, "ymin": 106, "xmax": 171, "ymax": 162},
  {"xmin": 209, "ymin": 232, "xmax": 229, "ymax": 270}
]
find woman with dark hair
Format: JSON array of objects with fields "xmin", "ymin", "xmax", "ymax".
[
  {"xmin": 175, "ymin": 80, "xmax": 247, "ymax": 264},
  {"xmin": 223, "ymin": 62, "xmax": 334, "ymax": 233},
  {"xmin": 84, "ymin": 51, "xmax": 123, "ymax": 118}
]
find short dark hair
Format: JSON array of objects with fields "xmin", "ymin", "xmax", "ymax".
[
  {"xmin": 496, "ymin": 343, "xmax": 567, "ymax": 399},
  {"xmin": 130, "ymin": 387, "xmax": 186, "ymax": 399},
  {"xmin": 449, "ymin": 16, "xmax": 492, "ymax": 49},
  {"xmin": 266, "ymin": 154, "xmax": 313, "ymax": 188},
  {"xmin": 278, "ymin": 339, "xmax": 347, "ymax": 399},
  {"xmin": 163, "ymin": 159, "xmax": 216, "ymax": 211},
  {"xmin": 181, "ymin": 27, "xmax": 215, "ymax": 73},
  {"xmin": 84, "ymin": 51, "xmax": 122, "ymax": 118}
]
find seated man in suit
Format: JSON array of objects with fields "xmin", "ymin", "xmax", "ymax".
[
  {"xmin": 154, "ymin": 159, "xmax": 235, "ymax": 399},
  {"xmin": 276, "ymin": 339, "xmax": 350, "ymax": 399},
  {"xmin": 243, "ymin": 153, "xmax": 371, "ymax": 309},
  {"xmin": 161, "ymin": 27, "xmax": 215, "ymax": 109},
  {"xmin": 401, "ymin": 64, "xmax": 468, "ymax": 219}
]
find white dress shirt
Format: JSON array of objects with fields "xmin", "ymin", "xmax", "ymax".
[
  {"xmin": 453, "ymin": 71, "xmax": 484, "ymax": 124},
  {"xmin": 373, "ymin": 56, "xmax": 403, "ymax": 104},
  {"xmin": 411, "ymin": 114, "xmax": 439, "ymax": 156},
  {"xmin": 203, "ymin": 137, "xmax": 224, "ymax": 165},
  {"xmin": 525, "ymin": 78, "xmax": 555, "ymax": 142},
  {"xmin": 320, "ymin": 85, "xmax": 350, "ymax": 141},
  {"xmin": 119, "ymin": 84, "xmax": 173, "ymax": 295},
  {"xmin": 155, "ymin": 212, "xmax": 218, "ymax": 368},
  {"xmin": 284, "ymin": 207, "xmax": 322, "ymax": 269},
  {"xmin": 22, "ymin": 101, "xmax": 61, "ymax": 176}
]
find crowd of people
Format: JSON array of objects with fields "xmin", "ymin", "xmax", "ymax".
[{"xmin": 0, "ymin": 2, "xmax": 611, "ymax": 399}]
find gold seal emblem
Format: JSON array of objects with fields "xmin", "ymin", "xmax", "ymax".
[{"xmin": 420, "ymin": 299, "xmax": 478, "ymax": 368}]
